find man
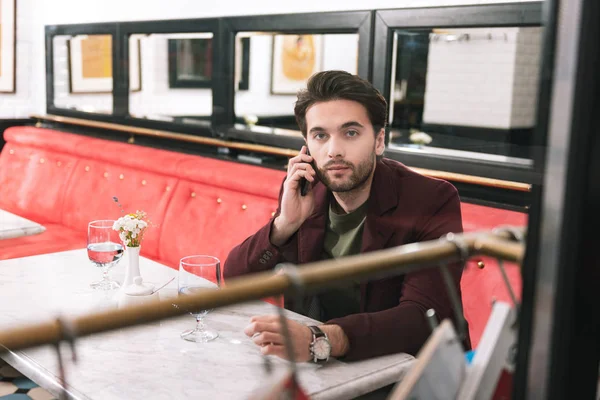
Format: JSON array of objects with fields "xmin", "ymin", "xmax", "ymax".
[{"xmin": 224, "ymin": 70, "xmax": 470, "ymax": 363}]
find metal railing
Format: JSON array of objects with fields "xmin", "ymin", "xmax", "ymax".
[{"xmin": 0, "ymin": 227, "xmax": 524, "ymax": 354}]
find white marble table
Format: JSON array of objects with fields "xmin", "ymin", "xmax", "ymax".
[
  {"xmin": 0, "ymin": 249, "xmax": 414, "ymax": 400},
  {"xmin": 0, "ymin": 209, "xmax": 46, "ymax": 240}
]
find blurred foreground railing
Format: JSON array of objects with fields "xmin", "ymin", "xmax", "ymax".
[{"xmin": 0, "ymin": 227, "xmax": 525, "ymax": 354}]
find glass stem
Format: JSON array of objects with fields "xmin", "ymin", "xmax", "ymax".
[
  {"xmin": 102, "ymin": 268, "xmax": 109, "ymax": 282},
  {"xmin": 195, "ymin": 316, "xmax": 205, "ymax": 332}
]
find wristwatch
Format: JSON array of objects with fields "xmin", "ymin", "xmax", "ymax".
[{"xmin": 308, "ymin": 326, "xmax": 331, "ymax": 363}]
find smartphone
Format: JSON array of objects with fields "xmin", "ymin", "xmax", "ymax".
[{"xmin": 300, "ymin": 148, "xmax": 312, "ymax": 196}]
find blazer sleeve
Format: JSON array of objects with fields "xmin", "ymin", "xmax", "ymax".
[
  {"xmin": 326, "ymin": 181, "xmax": 469, "ymax": 361},
  {"xmin": 223, "ymin": 178, "xmax": 299, "ymax": 280}
]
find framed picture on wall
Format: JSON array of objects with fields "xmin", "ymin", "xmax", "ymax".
[
  {"xmin": 270, "ymin": 34, "xmax": 323, "ymax": 95},
  {"xmin": 129, "ymin": 36, "xmax": 142, "ymax": 92},
  {"xmin": 68, "ymin": 34, "xmax": 113, "ymax": 93},
  {"xmin": 0, "ymin": 0, "xmax": 16, "ymax": 93},
  {"xmin": 168, "ymin": 37, "xmax": 213, "ymax": 89}
]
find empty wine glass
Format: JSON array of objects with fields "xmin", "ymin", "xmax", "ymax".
[
  {"xmin": 178, "ymin": 255, "xmax": 221, "ymax": 342},
  {"xmin": 87, "ymin": 220, "xmax": 124, "ymax": 290}
]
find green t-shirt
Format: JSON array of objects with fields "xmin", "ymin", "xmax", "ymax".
[{"xmin": 306, "ymin": 200, "xmax": 368, "ymax": 321}]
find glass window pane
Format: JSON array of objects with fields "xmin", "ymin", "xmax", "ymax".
[
  {"xmin": 128, "ymin": 32, "xmax": 213, "ymax": 125},
  {"xmin": 53, "ymin": 34, "xmax": 113, "ymax": 114},
  {"xmin": 234, "ymin": 32, "xmax": 359, "ymax": 133},
  {"xmin": 388, "ymin": 27, "xmax": 542, "ymax": 165}
]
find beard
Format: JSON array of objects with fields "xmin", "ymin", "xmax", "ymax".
[{"xmin": 315, "ymin": 151, "xmax": 375, "ymax": 193}]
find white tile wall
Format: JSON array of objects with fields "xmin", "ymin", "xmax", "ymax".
[
  {"xmin": 0, "ymin": 0, "xmax": 37, "ymax": 117},
  {"xmin": 422, "ymin": 27, "xmax": 542, "ymax": 129},
  {"xmin": 510, "ymin": 28, "xmax": 542, "ymax": 127},
  {"xmin": 0, "ymin": 0, "xmax": 541, "ymax": 118}
]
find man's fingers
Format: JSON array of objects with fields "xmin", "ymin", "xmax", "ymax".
[
  {"xmin": 243, "ymin": 321, "xmax": 280, "ymax": 337},
  {"xmin": 286, "ymin": 170, "xmax": 315, "ymax": 190},
  {"xmin": 252, "ymin": 331, "xmax": 284, "ymax": 346},
  {"xmin": 250, "ymin": 315, "xmax": 280, "ymax": 323},
  {"xmin": 260, "ymin": 344, "xmax": 288, "ymax": 359},
  {"xmin": 288, "ymin": 164, "xmax": 316, "ymax": 183},
  {"xmin": 289, "ymin": 162, "xmax": 315, "ymax": 176},
  {"xmin": 287, "ymin": 151, "xmax": 313, "ymax": 174}
]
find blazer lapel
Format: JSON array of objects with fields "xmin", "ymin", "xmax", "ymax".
[
  {"xmin": 359, "ymin": 161, "xmax": 399, "ymax": 311},
  {"xmin": 361, "ymin": 161, "xmax": 399, "ymax": 254}
]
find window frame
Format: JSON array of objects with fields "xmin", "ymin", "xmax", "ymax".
[
  {"xmin": 372, "ymin": 2, "xmax": 545, "ymax": 184},
  {"xmin": 214, "ymin": 10, "xmax": 374, "ymax": 149},
  {"xmin": 45, "ymin": 23, "xmax": 120, "ymax": 124}
]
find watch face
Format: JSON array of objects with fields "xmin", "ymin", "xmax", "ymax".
[{"xmin": 313, "ymin": 337, "xmax": 331, "ymax": 359}]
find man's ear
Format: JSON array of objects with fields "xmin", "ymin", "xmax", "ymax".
[{"xmin": 376, "ymin": 128, "xmax": 386, "ymax": 156}]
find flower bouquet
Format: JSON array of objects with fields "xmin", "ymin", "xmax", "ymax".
[
  {"xmin": 111, "ymin": 197, "xmax": 152, "ymax": 290},
  {"xmin": 112, "ymin": 211, "xmax": 149, "ymax": 248}
]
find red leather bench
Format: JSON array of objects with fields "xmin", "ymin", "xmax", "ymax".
[
  {"xmin": 0, "ymin": 126, "xmax": 283, "ymax": 267},
  {"xmin": 0, "ymin": 126, "xmax": 526, "ymax": 348}
]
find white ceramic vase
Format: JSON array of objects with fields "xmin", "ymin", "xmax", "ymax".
[{"xmin": 123, "ymin": 245, "xmax": 141, "ymax": 288}]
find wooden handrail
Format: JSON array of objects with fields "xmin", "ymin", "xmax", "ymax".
[
  {"xmin": 0, "ymin": 228, "xmax": 524, "ymax": 353},
  {"xmin": 30, "ymin": 114, "xmax": 531, "ymax": 193},
  {"xmin": 30, "ymin": 114, "xmax": 298, "ymax": 158},
  {"xmin": 409, "ymin": 167, "xmax": 531, "ymax": 192}
]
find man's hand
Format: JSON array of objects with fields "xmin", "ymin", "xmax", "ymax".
[
  {"xmin": 270, "ymin": 146, "xmax": 316, "ymax": 247},
  {"xmin": 244, "ymin": 315, "xmax": 351, "ymax": 362},
  {"xmin": 244, "ymin": 315, "xmax": 313, "ymax": 362}
]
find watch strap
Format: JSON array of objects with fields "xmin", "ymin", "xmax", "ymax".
[{"xmin": 308, "ymin": 325, "xmax": 326, "ymax": 339}]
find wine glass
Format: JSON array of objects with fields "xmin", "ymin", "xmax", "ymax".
[
  {"xmin": 87, "ymin": 220, "xmax": 124, "ymax": 290},
  {"xmin": 178, "ymin": 255, "xmax": 221, "ymax": 342}
]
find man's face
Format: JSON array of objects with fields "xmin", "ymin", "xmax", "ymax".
[{"xmin": 305, "ymin": 99, "xmax": 385, "ymax": 193}]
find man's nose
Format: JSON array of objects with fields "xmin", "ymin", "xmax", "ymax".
[{"xmin": 327, "ymin": 139, "xmax": 345, "ymax": 159}]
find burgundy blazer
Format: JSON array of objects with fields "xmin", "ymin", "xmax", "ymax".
[{"xmin": 223, "ymin": 158, "xmax": 471, "ymax": 361}]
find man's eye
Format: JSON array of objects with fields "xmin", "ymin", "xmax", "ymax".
[
  {"xmin": 347, "ymin": 130, "xmax": 359, "ymax": 137},
  {"xmin": 314, "ymin": 133, "xmax": 327, "ymax": 140}
]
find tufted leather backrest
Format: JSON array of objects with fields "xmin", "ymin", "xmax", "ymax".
[
  {"xmin": 0, "ymin": 127, "xmax": 285, "ymax": 263},
  {"xmin": 0, "ymin": 128, "xmax": 85, "ymax": 224},
  {"xmin": 158, "ymin": 181, "xmax": 281, "ymax": 268},
  {"xmin": 61, "ymin": 160, "xmax": 179, "ymax": 259}
]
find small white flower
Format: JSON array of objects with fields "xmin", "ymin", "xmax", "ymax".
[
  {"xmin": 409, "ymin": 131, "xmax": 433, "ymax": 145},
  {"xmin": 125, "ymin": 220, "xmax": 137, "ymax": 232}
]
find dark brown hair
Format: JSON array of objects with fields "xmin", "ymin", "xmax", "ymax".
[{"xmin": 294, "ymin": 70, "xmax": 388, "ymax": 137}]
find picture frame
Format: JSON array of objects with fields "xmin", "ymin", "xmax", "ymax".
[
  {"xmin": 235, "ymin": 36, "xmax": 250, "ymax": 91},
  {"xmin": 67, "ymin": 34, "xmax": 113, "ymax": 94},
  {"xmin": 270, "ymin": 34, "xmax": 323, "ymax": 95},
  {"xmin": 168, "ymin": 35, "xmax": 250, "ymax": 90},
  {"xmin": 168, "ymin": 37, "xmax": 213, "ymax": 89},
  {"xmin": 0, "ymin": 0, "xmax": 16, "ymax": 93},
  {"xmin": 129, "ymin": 36, "xmax": 142, "ymax": 92}
]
